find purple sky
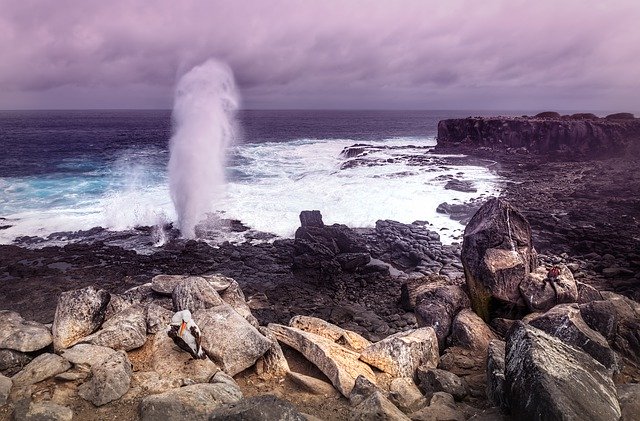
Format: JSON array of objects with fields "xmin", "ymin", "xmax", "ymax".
[{"xmin": 1, "ymin": 0, "xmax": 639, "ymax": 111}]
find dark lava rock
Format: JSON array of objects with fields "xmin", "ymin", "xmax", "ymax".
[
  {"xmin": 299, "ymin": 210, "xmax": 324, "ymax": 228},
  {"xmin": 444, "ymin": 180, "xmax": 477, "ymax": 193},
  {"xmin": 461, "ymin": 198, "xmax": 537, "ymax": 320},
  {"xmin": 606, "ymin": 112, "xmax": 635, "ymax": 120},
  {"xmin": 417, "ymin": 367, "xmax": 467, "ymax": 401},
  {"xmin": 486, "ymin": 340, "xmax": 507, "ymax": 410},
  {"xmin": 208, "ymin": 394, "xmax": 307, "ymax": 421},
  {"xmin": 505, "ymin": 322, "xmax": 620, "ymax": 421},
  {"xmin": 535, "ymin": 111, "xmax": 562, "ymax": 119}
]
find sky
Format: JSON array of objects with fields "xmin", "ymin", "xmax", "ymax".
[{"xmin": 0, "ymin": 0, "xmax": 639, "ymax": 111}]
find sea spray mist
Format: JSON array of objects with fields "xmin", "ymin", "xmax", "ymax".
[{"xmin": 168, "ymin": 60, "xmax": 239, "ymax": 238}]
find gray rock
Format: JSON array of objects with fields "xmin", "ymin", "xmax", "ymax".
[
  {"xmin": 0, "ymin": 349, "xmax": 32, "ymax": 376},
  {"xmin": 349, "ymin": 374, "xmax": 382, "ymax": 407},
  {"xmin": 23, "ymin": 402, "xmax": 73, "ymax": 421},
  {"xmin": 576, "ymin": 281, "xmax": 603, "ymax": 303},
  {"xmin": 195, "ymin": 304, "xmax": 270, "ymax": 376},
  {"xmin": 519, "ymin": 265, "xmax": 578, "ymax": 312},
  {"xmin": 172, "ymin": 276, "xmax": 224, "ymax": 312},
  {"xmin": 61, "ymin": 343, "xmax": 117, "ymax": 367},
  {"xmin": 52, "ymin": 286, "xmax": 110, "ymax": 351},
  {"xmin": 201, "ymin": 274, "xmax": 234, "ymax": 291},
  {"xmin": 414, "ymin": 283, "xmax": 470, "ymax": 349},
  {"xmin": 78, "ymin": 350, "xmax": 132, "ymax": 406},
  {"xmin": 486, "ymin": 340, "xmax": 507, "ymax": 409},
  {"xmin": 0, "ymin": 311, "xmax": 52, "ymax": 353},
  {"xmin": 208, "ymin": 394, "xmax": 307, "ymax": 420},
  {"xmin": 80, "ymin": 304, "xmax": 147, "ymax": 351},
  {"xmin": 389, "ymin": 377, "xmax": 428, "ymax": 413},
  {"xmin": 400, "ymin": 274, "xmax": 451, "ymax": 311},
  {"xmin": 408, "ymin": 392, "xmax": 465, "ymax": 421},
  {"xmin": 617, "ymin": 383, "xmax": 640, "ymax": 421},
  {"xmin": 218, "ymin": 278, "xmax": 259, "ymax": 327},
  {"xmin": 417, "ymin": 367, "xmax": 467, "ymax": 401},
  {"xmin": 289, "ymin": 315, "xmax": 371, "ymax": 352},
  {"xmin": 140, "ymin": 382, "xmax": 242, "ymax": 421},
  {"xmin": 351, "ymin": 390, "xmax": 411, "ymax": 421},
  {"xmin": 359, "ymin": 327, "xmax": 439, "ymax": 378},
  {"xmin": 151, "ymin": 330, "xmax": 219, "ymax": 383},
  {"xmin": 0, "ymin": 373, "xmax": 11, "ymax": 405},
  {"xmin": 146, "ymin": 303, "xmax": 173, "ymax": 334},
  {"xmin": 151, "ymin": 274, "xmax": 187, "ymax": 295},
  {"xmin": 12, "ymin": 353, "xmax": 71, "ymax": 386},
  {"xmin": 448, "ymin": 309, "xmax": 497, "ymax": 352},
  {"xmin": 286, "ymin": 372, "xmax": 338, "ymax": 397},
  {"xmin": 461, "ymin": 198, "xmax": 537, "ymax": 320},
  {"xmin": 255, "ymin": 326, "xmax": 290, "ymax": 378},
  {"xmin": 526, "ymin": 304, "xmax": 618, "ymax": 371},
  {"xmin": 505, "ymin": 322, "xmax": 621, "ymax": 421}
]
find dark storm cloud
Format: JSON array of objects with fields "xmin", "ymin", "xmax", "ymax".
[{"xmin": 0, "ymin": 0, "xmax": 638, "ymax": 110}]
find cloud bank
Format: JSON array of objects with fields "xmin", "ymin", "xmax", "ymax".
[{"xmin": 0, "ymin": 0, "xmax": 638, "ymax": 110}]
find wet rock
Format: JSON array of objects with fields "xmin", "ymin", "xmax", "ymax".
[
  {"xmin": 78, "ymin": 350, "xmax": 132, "ymax": 406},
  {"xmin": 519, "ymin": 264, "xmax": 578, "ymax": 312},
  {"xmin": 486, "ymin": 340, "xmax": 507, "ymax": 410},
  {"xmin": 151, "ymin": 274, "xmax": 187, "ymax": 295},
  {"xmin": 505, "ymin": 322, "xmax": 621, "ymax": 421},
  {"xmin": 52, "ymin": 286, "xmax": 110, "ymax": 351},
  {"xmin": 359, "ymin": 327, "xmax": 439, "ymax": 378},
  {"xmin": 417, "ymin": 367, "xmax": 467, "ymax": 401},
  {"xmin": 299, "ymin": 210, "xmax": 324, "ymax": 227},
  {"xmin": 255, "ymin": 326, "xmax": 290, "ymax": 378},
  {"xmin": 172, "ymin": 276, "xmax": 224, "ymax": 312},
  {"xmin": 0, "ymin": 311, "xmax": 52, "ymax": 353},
  {"xmin": 146, "ymin": 303, "xmax": 173, "ymax": 334},
  {"xmin": 81, "ymin": 304, "xmax": 147, "ymax": 351},
  {"xmin": 414, "ymin": 283, "xmax": 469, "ymax": 349},
  {"xmin": 268, "ymin": 323, "xmax": 376, "ymax": 397},
  {"xmin": 286, "ymin": 371, "xmax": 339, "ymax": 397},
  {"xmin": 389, "ymin": 377, "xmax": 428, "ymax": 413},
  {"xmin": 209, "ymin": 394, "xmax": 307, "ymax": 421},
  {"xmin": 60, "ymin": 343, "xmax": 117, "ymax": 367},
  {"xmin": 289, "ymin": 315, "xmax": 371, "ymax": 352},
  {"xmin": 617, "ymin": 383, "xmax": 640, "ymax": 421},
  {"xmin": 408, "ymin": 392, "xmax": 465, "ymax": 421},
  {"xmin": 139, "ymin": 382, "xmax": 242, "ymax": 421},
  {"xmin": 526, "ymin": 304, "xmax": 618, "ymax": 371},
  {"xmin": 12, "ymin": 353, "xmax": 71, "ymax": 386},
  {"xmin": 461, "ymin": 198, "xmax": 537, "ymax": 320},
  {"xmin": 351, "ymin": 390, "xmax": 411, "ymax": 421},
  {"xmin": 23, "ymin": 402, "xmax": 73, "ymax": 421},
  {"xmin": 448, "ymin": 309, "xmax": 497, "ymax": 352},
  {"xmin": 0, "ymin": 373, "xmax": 11, "ymax": 405},
  {"xmin": 400, "ymin": 274, "xmax": 451, "ymax": 311},
  {"xmin": 445, "ymin": 179, "xmax": 477, "ymax": 193},
  {"xmin": 195, "ymin": 304, "xmax": 271, "ymax": 376},
  {"xmin": 0, "ymin": 349, "xmax": 32, "ymax": 376},
  {"xmin": 151, "ymin": 330, "xmax": 220, "ymax": 383}
]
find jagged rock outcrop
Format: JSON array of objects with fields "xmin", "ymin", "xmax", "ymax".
[
  {"xmin": 461, "ymin": 198, "xmax": 537, "ymax": 320},
  {"xmin": 52, "ymin": 286, "xmax": 110, "ymax": 351},
  {"xmin": 437, "ymin": 115, "xmax": 640, "ymax": 158}
]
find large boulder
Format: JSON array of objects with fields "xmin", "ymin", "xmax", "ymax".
[
  {"xmin": 414, "ymin": 283, "xmax": 469, "ymax": 349},
  {"xmin": 146, "ymin": 303, "xmax": 173, "ymax": 334},
  {"xmin": 289, "ymin": 315, "xmax": 371, "ymax": 352},
  {"xmin": 217, "ymin": 278, "xmax": 259, "ymax": 327},
  {"xmin": 617, "ymin": 383, "xmax": 640, "ymax": 421},
  {"xmin": 416, "ymin": 367, "xmax": 467, "ymax": 401},
  {"xmin": 526, "ymin": 304, "xmax": 618, "ymax": 371},
  {"xmin": 151, "ymin": 330, "xmax": 220, "ymax": 383},
  {"xmin": 78, "ymin": 350, "xmax": 132, "ymax": 406},
  {"xmin": 461, "ymin": 199, "xmax": 537, "ymax": 320},
  {"xmin": 51, "ymin": 286, "xmax": 110, "ymax": 351},
  {"xmin": 80, "ymin": 304, "xmax": 147, "ymax": 351},
  {"xmin": 408, "ymin": 392, "xmax": 466, "ymax": 421},
  {"xmin": 151, "ymin": 274, "xmax": 187, "ymax": 295},
  {"xmin": 400, "ymin": 274, "xmax": 451, "ymax": 311},
  {"xmin": 448, "ymin": 309, "xmax": 497, "ymax": 352},
  {"xmin": 359, "ymin": 327, "xmax": 439, "ymax": 378},
  {"xmin": 194, "ymin": 304, "xmax": 271, "ymax": 376},
  {"xmin": 11, "ymin": 353, "xmax": 71, "ymax": 386},
  {"xmin": 0, "ymin": 311, "xmax": 52, "ymax": 353},
  {"xmin": 208, "ymin": 394, "xmax": 307, "ymax": 420},
  {"xmin": 268, "ymin": 323, "xmax": 376, "ymax": 397},
  {"xmin": 172, "ymin": 276, "xmax": 224, "ymax": 312},
  {"xmin": 519, "ymin": 265, "xmax": 578, "ymax": 312},
  {"xmin": 139, "ymin": 382, "xmax": 242, "ymax": 421},
  {"xmin": 389, "ymin": 377, "xmax": 428, "ymax": 413},
  {"xmin": 505, "ymin": 322, "xmax": 620, "ymax": 421}
]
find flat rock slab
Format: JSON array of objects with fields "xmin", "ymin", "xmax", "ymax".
[
  {"xmin": 289, "ymin": 315, "xmax": 371, "ymax": 352},
  {"xmin": 286, "ymin": 372, "xmax": 339, "ymax": 396},
  {"xmin": 209, "ymin": 394, "xmax": 308, "ymax": 420},
  {"xmin": 81, "ymin": 304, "xmax": 147, "ymax": 351},
  {"xmin": 78, "ymin": 350, "xmax": 132, "ymax": 406},
  {"xmin": 505, "ymin": 322, "xmax": 621, "ymax": 421},
  {"xmin": 12, "ymin": 353, "xmax": 71, "ymax": 386},
  {"xmin": 268, "ymin": 323, "xmax": 376, "ymax": 397},
  {"xmin": 0, "ymin": 310, "xmax": 52, "ymax": 352},
  {"xmin": 152, "ymin": 330, "xmax": 220, "ymax": 383},
  {"xmin": 52, "ymin": 286, "xmax": 110, "ymax": 351},
  {"xmin": 61, "ymin": 343, "xmax": 117, "ymax": 367},
  {"xmin": 360, "ymin": 327, "xmax": 439, "ymax": 378},
  {"xmin": 195, "ymin": 304, "xmax": 271, "ymax": 376},
  {"xmin": 139, "ymin": 383, "xmax": 242, "ymax": 421}
]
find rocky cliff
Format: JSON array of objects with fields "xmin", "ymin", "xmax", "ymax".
[{"xmin": 436, "ymin": 113, "xmax": 640, "ymax": 158}]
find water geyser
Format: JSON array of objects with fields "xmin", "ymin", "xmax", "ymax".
[{"xmin": 168, "ymin": 59, "xmax": 239, "ymax": 238}]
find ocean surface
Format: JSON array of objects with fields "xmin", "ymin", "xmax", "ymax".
[{"xmin": 0, "ymin": 110, "xmax": 513, "ymax": 247}]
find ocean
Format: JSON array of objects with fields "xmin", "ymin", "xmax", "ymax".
[{"xmin": 0, "ymin": 110, "xmax": 509, "ymax": 247}]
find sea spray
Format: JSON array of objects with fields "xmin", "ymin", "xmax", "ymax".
[{"xmin": 168, "ymin": 60, "xmax": 239, "ymax": 238}]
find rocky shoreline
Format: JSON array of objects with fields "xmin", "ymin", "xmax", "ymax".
[{"xmin": 1, "ymin": 116, "xmax": 640, "ymax": 420}]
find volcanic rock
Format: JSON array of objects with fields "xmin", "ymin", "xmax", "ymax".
[
  {"xmin": 400, "ymin": 274, "xmax": 452, "ymax": 311},
  {"xmin": 389, "ymin": 377, "xmax": 428, "ymax": 413},
  {"xmin": 218, "ymin": 278, "xmax": 259, "ymax": 327},
  {"xmin": 351, "ymin": 390, "xmax": 411, "ymax": 421},
  {"xmin": 172, "ymin": 276, "xmax": 224, "ymax": 312},
  {"xmin": 208, "ymin": 394, "xmax": 307, "ymax": 421},
  {"xmin": 81, "ymin": 304, "xmax": 147, "ymax": 351},
  {"xmin": 417, "ymin": 367, "xmax": 467, "ymax": 401},
  {"xmin": 268, "ymin": 323, "xmax": 376, "ymax": 397},
  {"xmin": 52, "ymin": 286, "xmax": 110, "ymax": 351},
  {"xmin": 461, "ymin": 198, "xmax": 537, "ymax": 320},
  {"xmin": 0, "ymin": 311, "xmax": 52, "ymax": 353},
  {"xmin": 486, "ymin": 340, "xmax": 507, "ymax": 410},
  {"xmin": 61, "ymin": 343, "xmax": 117, "ymax": 367},
  {"xmin": 0, "ymin": 349, "xmax": 32, "ymax": 377},
  {"xmin": 408, "ymin": 392, "xmax": 465, "ymax": 421},
  {"xmin": 78, "ymin": 350, "xmax": 132, "ymax": 406},
  {"xmin": 286, "ymin": 371, "xmax": 339, "ymax": 397},
  {"xmin": 414, "ymin": 283, "xmax": 469, "ymax": 349},
  {"xmin": 359, "ymin": 327, "xmax": 439, "ymax": 378},
  {"xmin": 139, "ymin": 382, "xmax": 242, "ymax": 421},
  {"xmin": 11, "ymin": 353, "xmax": 71, "ymax": 386},
  {"xmin": 519, "ymin": 264, "xmax": 578, "ymax": 312},
  {"xmin": 194, "ymin": 304, "xmax": 271, "ymax": 376},
  {"xmin": 505, "ymin": 322, "xmax": 620, "ymax": 421},
  {"xmin": 146, "ymin": 303, "xmax": 173, "ymax": 334},
  {"xmin": 617, "ymin": 383, "xmax": 640, "ymax": 421},
  {"xmin": 289, "ymin": 315, "xmax": 371, "ymax": 352},
  {"xmin": 448, "ymin": 309, "xmax": 497, "ymax": 352},
  {"xmin": 151, "ymin": 274, "xmax": 187, "ymax": 295}
]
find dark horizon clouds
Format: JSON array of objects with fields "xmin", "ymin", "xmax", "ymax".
[{"xmin": 0, "ymin": 0, "xmax": 639, "ymax": 111}]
